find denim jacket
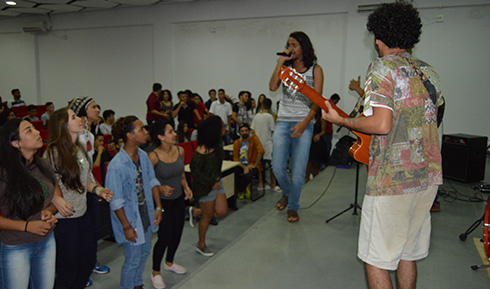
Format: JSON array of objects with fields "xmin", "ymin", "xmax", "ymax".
[{"xmin": 105, "ymin": 147, "xmax": 160, "ymax": 245}]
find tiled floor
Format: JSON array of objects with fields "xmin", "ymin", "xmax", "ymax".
[{"xmin": 90, "ymin": 158, "xmax": 490, "ymax": 289}]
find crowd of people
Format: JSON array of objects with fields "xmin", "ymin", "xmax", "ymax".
[
  {"xmin": 0, "ymin": 77, "xmax": 339, "ymax": 288},
  {"xmin": 0, "ymin": 2, "xmax": 443, "ymax": 289},
  {"xmin": 0, "ymin": 85, "xmax": 310, "ymax": 289}
]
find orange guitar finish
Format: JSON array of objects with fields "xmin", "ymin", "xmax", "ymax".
[
  {"xmin": 484, "ymin": 196, "xmax": 490, "ymax": 259},
  {"xmin": 278, "ymin": 66, "xmax": 371, "ymax": 165}
]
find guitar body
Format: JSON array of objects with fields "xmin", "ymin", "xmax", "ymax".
[
  {"xmin": 349, "ymin": 130, "xmax": 370, "ymax": 165},
  {"xmin": 279, "ymin": 66, "xmax": 371, "ymax": 165},
  {"xmin": 484, "ymin": 195, "xmax": 490, "ymax": 259}
]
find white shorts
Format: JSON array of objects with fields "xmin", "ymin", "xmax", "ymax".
[{"xmin": 358, "ymin": 186, "xmax": 438, "ymax": 270}]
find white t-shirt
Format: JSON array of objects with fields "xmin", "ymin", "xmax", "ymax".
[
  {"xmin": 99, "ymin": 122, "xmax": 112, "ymax": 135},
  {"xmin": 209, "ymin": 100, "xmax": 233, "ymax": 130},
  {"xmin": 190, "ymin": 128, "xmax": 198, "ymax": 141},
  {"xmin": 41, "ymin": 112, "xmax": 50, "ymax": 126},
  {"xmin": 78, "ymin": 129, "xmax": 96, "ymax": 183},
  {"xmin": 251, "ymin": 112, "xmax": 275, "ymax": 160}
]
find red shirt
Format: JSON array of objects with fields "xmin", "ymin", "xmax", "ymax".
[
  {"xmin": 193, "ymin": 102, "xmax": 207, "ymax": 127},
  {"xmin": 146, "ymin": 92, "xmax": 162, "ymax": 123},
  {"xmin": 325, "ymin": 121, "xmax": 333, "ymax": 135}
]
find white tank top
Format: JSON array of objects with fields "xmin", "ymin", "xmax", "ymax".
[{"xmin": 277, "ymin": 64, "xmax": 315, "ymax": 123}]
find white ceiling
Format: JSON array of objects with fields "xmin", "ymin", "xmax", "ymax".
[{"xmin": 0, "ymin": 0, "xmax": 198, "ymax": 17}]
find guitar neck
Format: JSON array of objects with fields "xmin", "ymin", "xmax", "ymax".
[{"xmin": 298, "ymin": 84, "xmax": 350, "ymax": 119}]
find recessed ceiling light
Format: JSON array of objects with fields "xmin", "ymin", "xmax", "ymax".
[{"xmin": 6, "ymin": 1, "xmax": 17, "ymax": 6}]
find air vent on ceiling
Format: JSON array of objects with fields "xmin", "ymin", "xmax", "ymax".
[{"xmin": 22, "ymin": 21, "xmax": 51, "ymax": 33}]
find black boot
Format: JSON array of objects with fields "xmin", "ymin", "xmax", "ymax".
[{"xmin": 227, "ymin": 194, "xmax": 239, "ymax": 211}]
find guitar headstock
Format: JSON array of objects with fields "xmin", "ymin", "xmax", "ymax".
[{"xmin": 278, "ymin": 66, "xmax": 305, "ymax": 93}]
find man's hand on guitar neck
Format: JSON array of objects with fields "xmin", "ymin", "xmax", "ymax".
[{"xmin": 321, "ymin": 100, "xmax": 342, "ymax": 127}]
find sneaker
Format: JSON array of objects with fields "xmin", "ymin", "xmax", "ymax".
[
  {"xmin": 245, "ymin": 187, "xmax": 251, "ymax": 199},
  {"xmin": 273, "ymin": 186, "xmax": 283, "ymax": 193},
  {"xmin": 85, "ymin": 279, "xmax": 93, "ymax": 287},
  {"xmin": 150, "ymin": 273, "xmax": 166, "ymax": 289},
  {"xmin": 237, "ymin": 191, "xmax": 245, "ymax": 199},
  {"xmin": 164, "ymin": 263, "xmax": 187, "ymax": 274},
  {"xmin": 210, "ymin": 217, "xmax": 218, "ymax": 226},
  {"xmin": 188, "ymin": 207, "xmax": 196, "ymax": 228},
  {"xmin": 196, "ymin": 244, "xmax": 214, "ymax": 257},
  {"xmin": 93, "ymin": 263, "xmax": 110, "ymax": 274},
  {"xmin": 264, "ymin": 185, "xmax": 271, "ymax": 190}
]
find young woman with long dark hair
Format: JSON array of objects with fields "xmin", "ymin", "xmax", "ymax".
[
  {"xmin": 176, "ymin": 122, "xmax": 190, "ymax": 143},
  {"xmin": 0, "ymin": 119, "xmax": 61, "ymax": 289},
  {"xmin": 149, "ymin": 119, "xmax": 193, "ymax": 288},
  {"xmin": 256, "ymin": 94, "xmax": 267, "ymax": 114},
  {"xmin": 269, "ymin": 31, "xmax": 324, "ymax": 222},
  {"xmin": 45, "ymin": 108, "xmax": 113, "ymax": 289},
  {"xmin": 189, "ymin": 115, "xmax": 228, "ymax": 256},
  {"xmin": 161, "ymin": 89, "xmax": 175, "ymax": 128}
]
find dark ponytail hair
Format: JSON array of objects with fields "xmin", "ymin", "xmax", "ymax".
[
  {"xmin": 197, "ymin": 115, "xmax": 222, "ymax": 150},
  {"xmin": 150, "ymin": 118, "xmax": 172, "ymax": 147},
  {"xmin": 0, "ymin": 118, "xmax": 54, "ymax": 220}
]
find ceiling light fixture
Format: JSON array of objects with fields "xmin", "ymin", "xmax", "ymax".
[{"xmin": 6, "ymin": 1, "xmax": 17, "ymax": 5}]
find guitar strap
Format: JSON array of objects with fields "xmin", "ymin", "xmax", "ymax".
[
  {"xmin": 404, "ymin": 56, "xmax": 437, "ymax": 105},
  {"xmin": 404, "ymin": 56, "xmax": 445, "ymax": 127}
]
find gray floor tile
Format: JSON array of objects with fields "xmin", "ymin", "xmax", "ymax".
[{"xmin": 89, "ymin": 159, "xmax": 490, "ymax": 289}]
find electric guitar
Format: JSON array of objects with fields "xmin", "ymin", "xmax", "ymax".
[{"xmin": 278, "ymin": 66, "xmax": 371, "ymax": 165}]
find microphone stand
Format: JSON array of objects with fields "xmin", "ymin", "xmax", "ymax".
[
  {"xmin": 326, "ymin": 98, "xmax": 364, "ymax": 223},
  {"xmin": 326, "ymin": 160, "xmax": 362, "ymax": 223}
]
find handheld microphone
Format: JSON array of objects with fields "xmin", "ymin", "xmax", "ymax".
[{"xmin": 276, "ymin": 52, "xmax": 291, "ymax": 57}]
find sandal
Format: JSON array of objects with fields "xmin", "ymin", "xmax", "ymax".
[
  {"xmin": 287, "ymin": 210, "xmax": 299, "ymax": 223},
  {"xmin": 276, "ymin": 195, "xmax": 288, "ymax": 211}
]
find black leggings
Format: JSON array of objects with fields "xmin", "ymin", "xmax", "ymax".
[
  {"xmin": 152, "ymin": 194, "xmax": 185, "ymax": 271},
  {"xmin": 54, "ymin": 213, "xmax": 96, "ymax": 289}
]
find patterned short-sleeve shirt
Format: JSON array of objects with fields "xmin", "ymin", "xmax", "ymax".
[{"xmin": 363, "ymin": 53, "xmax": 443, "ymax": 196}]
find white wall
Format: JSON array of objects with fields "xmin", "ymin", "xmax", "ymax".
[
  {"xmin": 37, "ymin": 25, "xmax": 154, "ymax": 119},
  {"xmin": 0, "ymin": 0, "xmax": 489, "ymax": 139}
]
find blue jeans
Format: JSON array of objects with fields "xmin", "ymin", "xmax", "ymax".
[
  {"xmin": 199, "ymin": 180, "xmax": 225, "ymax": 203},
  {"xmin": 0, "ymin": 233, "xmax": 56, "ymax": 289},
  {"xmin": 121, "ymin": 228, "xmax": 152, "ymax": 289},
  {"xmin": 272, "ymin": 121, "xmax": 314, "ymax": 211}
]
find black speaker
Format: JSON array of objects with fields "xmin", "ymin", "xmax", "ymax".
[
  {"xmin": 442, "ymin": 134, "xmax": 487, "ymax": 183},
  {"xmin": 330, "ymin": 135, "xmax": 356, "ymax": 166}
]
